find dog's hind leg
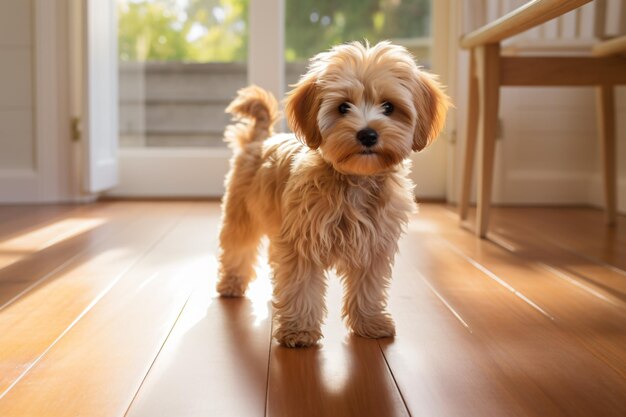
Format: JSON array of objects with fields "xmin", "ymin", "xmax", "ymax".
[{"xmin": 217, "ymin": 199, "xmax": 263, "ymax": 297}]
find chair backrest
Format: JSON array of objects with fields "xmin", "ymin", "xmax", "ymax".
[{"xmin": 463, "ymin": 0, "xmax": 626, "ymax": 53}]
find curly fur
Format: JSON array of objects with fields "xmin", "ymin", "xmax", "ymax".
[{"xmin": 217, "ymin": 41, "xmax": 449, "ymax": 347}]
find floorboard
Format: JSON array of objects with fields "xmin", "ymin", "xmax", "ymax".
[
  {"xmin": 394, "ymin": 206, "xmax": 626, "ymax": 416},
  {"xmin": 0, "ymin": 205, "xmax": 82, "ymax": 270},
  {"xmin": 0, "ymin": 203, "xmax": 187, "ymax": 398},
  {"xmin": 266, "ymin": 275, "xmax": 409, "ymax": 417},
  {"xmin": 482, "ymin": 208, "xmax": 626, "ymax": 299},
  {"xmin": 0, "ymin": 202, "xmax": 623, "ymax": 417},
  {"xmin": 492, "ymin": 207, "xmax": 626, "ymax": 271},
  {"xmin": 0, "ymin": 202, "xmax": 146, "ymax": 307},
  {"xmin": 380, "ymin": 250, "xmax": 526, "ymax": 417},
  {"xmin": 126, "ymin": 283, "xmax": 271, "ymax": 417},
  {"xmin": 0, "ymin": 203, "xmax": 217, "ymax": 416},
  {"xmin": 437, "ymin": 206, "xmax": 626, "ymax": 376},
  {"xmin": 0, "ymin": 205, "xmax": 78, "ymax": 238},
  {"xmin": 126, "ymin": 209, "xmax": 271, "ymax": 417}
]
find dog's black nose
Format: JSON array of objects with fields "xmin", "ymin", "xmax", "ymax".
[{"xmin": 357, "ymin": 128, "xmax": 378, "ymax": 147}]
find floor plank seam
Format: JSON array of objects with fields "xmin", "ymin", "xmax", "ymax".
[
  {"xmin": 539, "ymin": 264, "xmax": 625, "ymax": 309},
  {"xmin": 0, "ymin": 216, "xmax": 137, "ymax": 312},
  {"xmin": 0, "ymin": 253, "xmax": 85, "ymax": 312},
  {"xmin": 437, "ymin": 236, "xmax": 556, "ymax": 321},
  {"xmin": 554, "ymin": 264, "xmax": 626, "ymax": 305},
  {"xmin": 485, "ymin": 232, "xmax": 626, "ymax": 309},
  {"xmin": 123, "ymin": 292, "xmax": 195, "ymax": 417},
  {"xmin": 416, "ymin": 271, "xmax": 473, "ymax": 333},
  {"xmin": 377, "ymin": 341, "xmax": 412, "ymax": 417},
  {"xmin": 445, "ymin": 204, "xmax": 626, "ymax": 276},
  {"xmin": 492, "ymin": 223, "xmax": 626, "ymax": 277},
  {"xmin": 0, "ymin": 269, "xmax": 129, "ymax": 401}
]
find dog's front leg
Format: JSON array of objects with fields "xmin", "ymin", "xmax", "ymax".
[
  {"xmin": 270, "ymin": 242, "xmax": 327, "ymax": 348},
  {"xmin": 339, "ymin": 257, "xmax": 396, "ymax": 339}
]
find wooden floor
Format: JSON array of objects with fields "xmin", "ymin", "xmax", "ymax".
[{"xmin": 0, "ymin": 201, "xmax": 624, "ymax": 417}]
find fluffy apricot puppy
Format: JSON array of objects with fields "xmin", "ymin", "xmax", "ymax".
[{"xmin": 217, "ymin": 41, "xmax": 449, "ymax": 347}]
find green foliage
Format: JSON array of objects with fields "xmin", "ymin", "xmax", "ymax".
[
  {"xmin": 285, "ymin": 0, "xmax": 430, "ymax": 61},
  {"xmin": 118, "ymin": 0, "xmax": 248, "ymax": 62},
  {"xmin": 119, "ymin": 1, "xmax": 189, "ymax": 61},
  {"xmin": 184, "ymin": 0, "xmax": 249, "ymax": 61},
  {"xmin": 118, "ymin": 0, "xmax": 429, "ymax": 63}
]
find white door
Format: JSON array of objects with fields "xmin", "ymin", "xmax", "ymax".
[
  {"xmin": 82, "ymin": 0, "xmax": 119, "ymax": 193},
  {"xmin": 0, "ymin": 0, "xmax": 71, "ymax": 203}
]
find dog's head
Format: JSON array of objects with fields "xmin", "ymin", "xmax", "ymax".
[{"xmin": 285, "ymin": 41, "xmax": 449, "ymax": 176}]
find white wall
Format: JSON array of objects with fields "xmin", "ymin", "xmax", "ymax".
[
  {"xmin": 0, "ymin": 0, "xmax": 35, "ymax": 171},
  {"xmin": 452, "ymin": 0, "xmax": 626, "ymax": 213},
  {"xmin": 494, "ymin": 87, "xmax": 626, "ymax": 211}
]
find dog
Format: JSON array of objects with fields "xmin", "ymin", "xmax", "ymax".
[{"xmin": 217, "ymin": 41, "xmax": 449, "ymax": 347}]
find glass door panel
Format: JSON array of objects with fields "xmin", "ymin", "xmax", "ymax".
[
  {"xmin": 284, "ymin": 0, "xmax": 432, "ymax": 89},
  {"xmin": 118, "ymin": 0, "xmax": 249, "ymax": 149}
]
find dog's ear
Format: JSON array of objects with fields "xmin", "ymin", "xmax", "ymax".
[
  {"xmin": 412, "ymin": 70, "xmax": 450, "ymax": 152},
  {"xmin": 285, "ymin": 73, "xmax": 323, "ymax": 149}
]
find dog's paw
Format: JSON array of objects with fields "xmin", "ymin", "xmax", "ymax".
[
  {"xmin": 350, "ymin": 313, "xmax": 396, "ymax": 339},
  {"xmin": 274, "ymin": 327, "xmax": 322, "ymax": 348},
  {"xmin": 216, "ymin": 275, "xmax": 247, "ymax": 297}
]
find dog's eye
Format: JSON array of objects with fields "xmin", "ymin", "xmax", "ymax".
[
  {"xmin": 382, "ymin": 102, "xmax": 394, "ymax": 116},
  {"xmin": 338, "ymin": 102, "xmax": 350, "ymax": 115}
]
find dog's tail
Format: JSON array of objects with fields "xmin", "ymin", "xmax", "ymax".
[{"xmin": 224, "ymin": 85, "xmax": 279, "ymax": 148}]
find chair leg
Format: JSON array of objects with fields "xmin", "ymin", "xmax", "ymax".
[
  {"xmin": 475, "ymin": 44, "xmax": 500, "ymax": 238},
  {"xmin": 595, "ymin": 85, "xmax": 617, "ymax": 226},
  {"xmin": 459, "ymin": 48, "xmax": 479, "ymax": 221}
]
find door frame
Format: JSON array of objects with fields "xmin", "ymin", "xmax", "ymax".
[
  {"xmin": 82, "ymin": 0, "xmax": 119, "ymax": 193},
  {"xmin": 403, "ymin": 0, "xmax": 458, "ymax": 200},
  {"xmin": 433, "ymin": 0, "xmax": 461, "ymax": 203}
]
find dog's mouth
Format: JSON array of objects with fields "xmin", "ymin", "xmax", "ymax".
[
  {"xmin": 335, "ymin": 148, "xmax": 393, "ymax": 170},
  {"xmin": 338, "ymin": 150, "xmax": 378, "ymax": 164}
]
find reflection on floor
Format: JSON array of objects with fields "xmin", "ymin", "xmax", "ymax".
[{"xmin": 0, "ymin": 201, "xmax": 624, "ymax": 417}]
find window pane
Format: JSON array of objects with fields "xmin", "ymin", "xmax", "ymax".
[
  {"xmin": 118, "ymin": 0, "xmax": 248, "ymax": 148},
  {"xmin": 285, "ymin": 0, "xmax": 431, "ymax": 64}
]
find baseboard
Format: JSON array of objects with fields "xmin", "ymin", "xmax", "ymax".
[
  {"xmin": 452, "ymin": 170, "xmax": 626, "ymax": 215},
  {"xmin": 587, "ymin": 174, "xmax": 626, "ymax": 214},
  {"xmin": 493, "ymin": 170, "xmax": 592, "ymax": 205},
  {"xmin": 106, "ymin": 148, "xmax": 231, "ymax": 198}
]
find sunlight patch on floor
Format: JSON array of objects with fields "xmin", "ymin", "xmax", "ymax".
[
  {"xmin": 407, "ymin": 218, "xmax": 440, "ymax": 233},
  {"xmin": 0, "ymin": 218, "xmax": 105, "ymax": 268},
  {"xmin": 319, "ymin": 342, "xmax": 351, "ymax": 395},
  {"xmin": 249, "ymin": 257, "xmax": 272, "ymax": 326},
  {"xmin": 161, "ymin": 254, "xmax": 218, "ymax": 352},
  {"xmin": 0, "ymin": 247, "xmax": 132, "ymax": 313},
  {"xmin": 318, "ymin": 275, "xmax": 350, "ymax": 394}
]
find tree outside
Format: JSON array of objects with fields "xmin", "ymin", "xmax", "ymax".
[
  {"xmin": 118, "ymin": 0, "xmax": 430, "ymax": 63},
  {"xmin": 118, "ymin": 0, "xmax": 249, "ymax": 62},
  {"xmin": 285, "ymin": 0, "xmax": 430, "ymax": 62}
]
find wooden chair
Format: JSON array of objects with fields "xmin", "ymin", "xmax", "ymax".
[{"xmin": 458, "ymin": 0, "xmax": 626, "ymax": 237}]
